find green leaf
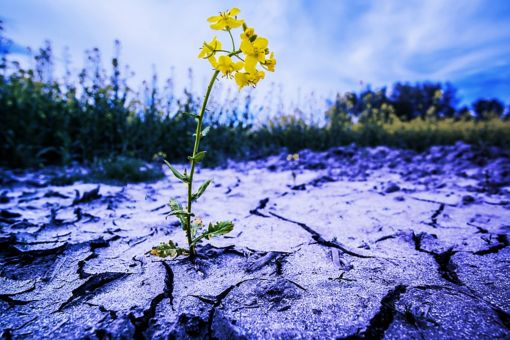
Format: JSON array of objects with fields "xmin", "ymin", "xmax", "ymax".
[
  {"xmin": 205, "ymin": 221, "xmax": 234, "ymax": 239},
  {"xmin": 169, "ymin": 199, "xmax": 186, "ymax": 228},
  {"xmin": 151, "ymin": 240, "xmax": 189, "ymax": 258},
  {"xmin": 201, "ymin": 126, "xmax": 211, "ymax": 137},
  {"xmin": 181, "ymin": 112, "xmax": 199, "ymax": 119},
  {"xmin": 169, "ymin": 199, "xmax": 183, "ymax": 212},
  {"xmin": 192, "ymin": 179, "xmax": 212, "ymax": 201},
  {"xmin": 190, "ymin": 221, "xmax": 234, "ymax": 246},
  {"xmin": 163, "ymin": 160, "xmax": 188, "ymax": 183},
  {"xmin": 169, "ymin": 209, "xmax": 193, "ymax": 217},
  {"xmin": 188, "ymin": 151, "xmax": 206, "ymax": 162}
]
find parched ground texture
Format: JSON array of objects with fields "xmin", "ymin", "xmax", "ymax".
[{"xmin": 1, "ymin": 142, "xmax": 509, "ymax": 339}]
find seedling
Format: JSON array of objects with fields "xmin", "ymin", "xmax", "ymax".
[{"xmin": 151, "ymin": 8, "xmax": 276, "ymax": 258}]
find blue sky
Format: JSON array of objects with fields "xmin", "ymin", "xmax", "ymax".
[{"xmin": 1, "ymin": 0, "xmax": 510, "ymax": 107}]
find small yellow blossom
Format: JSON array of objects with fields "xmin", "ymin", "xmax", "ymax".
[
  {"xmin": 208, "ymin": 7, "xmax": 244, "ymax": 30},
  {"xmin": 240, "ymin": 27, "xmax": 256, "ymax": 41},
  {"xmin": 240, "ymin": 36, "xmax": 268, "ymax": 72},
  {"xmin": 261, "ymin": 52, "xmax": 276, "ymax": 72},
  {"xmin": 235, "ymin": 70, "xmax": 265, "ymax": 90},
  {"xmin": 193, "ymin": 217, "xmax": 204, "ymax": 227},
  {"xmin": 286, "ymin": 153, "xmax": 299, "ymax": 161},
  {"xmin": 198, "ymin": 36, "xmax": 222, "ymax": 59},
  {"xmin": 213, "ymin": 55, "xmax": 244, "ymax": 78}
]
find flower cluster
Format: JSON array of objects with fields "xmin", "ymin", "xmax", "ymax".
[{"xmin": 198, "ymin": 7, "xmax": 276, "ymax": 90}]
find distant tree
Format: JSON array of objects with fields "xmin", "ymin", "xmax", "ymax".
[
  {"xmin": 326, "ymin": 93, "xmax": 352, "ymax": 128},
  {"xmin": 472, "ymin": 98, "xmax": 504, "ymax": 120},
  {"xmin": 437, "ymin": 83, "xmax": 458, "ymax": 118},
  {"xmin": 389, "ymin": 82, "xmax": 458, "ymax": 120},
  {"xmin": 330, "ymin": 92, "xmax": 359, "ymax": 117},
  {"xmin": 358, "ymin": 87, "xmax": 395, "ymax": 123},
  {"xmin": 389, "ymin": 83, "xmax": 414, "ymax": 120}
]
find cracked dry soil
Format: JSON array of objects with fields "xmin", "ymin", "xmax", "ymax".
[{"xmin": 1, "ymin": 142, "xmax": 510, "ymax": 339}]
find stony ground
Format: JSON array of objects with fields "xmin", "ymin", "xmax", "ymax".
[{"xmin": 1, "ymin": 142, "xmax": 509, "ymax": 339}]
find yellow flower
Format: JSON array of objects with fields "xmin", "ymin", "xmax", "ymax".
[
  {"xmin": 207, "ymin": 8, "xmax": 244, "ymax": 30},
  {"xmin": 286, "ymin": 153, "xmax": 299, "ymax": 161},
  {"xmin": 240, "ymin": 36, "xmax": 268, "ymax": 72},
  {"xmin": 193, "ymin": 217, "xmax": 204, "ymax": 227},
  {"xmin": 261, "ymin": 52, "xmax": 276, "ymax": 72},
  {"xmin": 235, "ymin": 70, "xmax": 265, "ymax": 90},
  {"xmin": 212, "ymin": 55, "xmax": 244, "ymax": 78},
  {"xmin": 199, "ymin": 8, "xmax": 274, "ymax": 90},
  {"xmin": 198, "ymin": 36, "xmax": 222, "ymax": 59},
  {"xmin": 240, "ymin": 27, "xmax": 256, "ymax": 41}
]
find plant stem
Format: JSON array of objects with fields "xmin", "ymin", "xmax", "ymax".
[
  {"xmin": 185, "ymin": 69, "xmax": 220, "ymax": 256},
  {"xmin": 228, "ymin": 29, "xmax": 236, "ymax": 51}
]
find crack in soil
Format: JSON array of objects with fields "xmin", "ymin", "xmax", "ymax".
[
  {"xmin": 224, "ymin": 177, "xmax": 241, "ymax": 195},
  {"xmin": 128, "ymin": 261, "xmax": 174, "ymax": 338},
  {"xmin": 474, "ymin": 234, "xmax": 509, "ymax": 255},
  {"xmin": 204, "ymin": 278, "xmax": 257, "ymax": 339},
  {"xmin": 249, "ymin": 197, "xmax": 270, "ymax": 218},
  {"xmin": 269, "ymin": 211, "xmax": 373, "ymax": 258},
  {"xmin": 412, "ymin": 284, "xmax": 510, "ymax": 331},
  {"xmin": 493, "ymin": 308, "xmax": 510, "ymax": 331},
  {"xmin": 0, "ymin": 294, "xmax": 37, "ymax": 306},
  {"xmin": 9, "ymin": 242, "xmax": 68, "ymax": 257},
  {"xmin": 432, "ymin": 249, "xmax": 462, "ymax": 285},
  {"xmin": 412, "ymin": 232, "xmax": 462, "ymax": 285},
  {"xmin": 201, "ymin": 277, "xmax": 306, "ymax": 338},
  {"xmin": 77, "ymin": 238, "xmax": 116, "ymax": 279},
  {"xmin": 430, "ymin": 203, "xmax": 445, "ymax": 227},
  {"xmin": 343, "ymin": 285, "xmax": 407, "ymax": 340},
  {"xmin": 58, "ymin": 272, "xmax": 129, "ymax": 311},
  {"xmin": 374, "ymin": 234, "xmax": 398, "ymax": 243}
]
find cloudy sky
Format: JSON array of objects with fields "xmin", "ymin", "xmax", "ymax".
[{"xmin": 1, "ymin": 0, "xmax": 510, "ymax": 106}]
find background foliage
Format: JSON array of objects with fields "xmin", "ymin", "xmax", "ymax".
[{"xmin": 1, "ymin": 32, "xmax": 509, "ymax": 168}]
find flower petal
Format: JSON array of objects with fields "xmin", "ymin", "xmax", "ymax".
[
  {"xmin": 245, "ymin": 56, "xmax": 258, "ymax": 72},
  {"xmin": 210, "ymin": 22, "xmax": 225, "ymax": 30},
  {"xmin": 254, "ymin": 37, "xmax": 268, "ymax": 49},
  {"xmin": 207, "ymin": 15, "xmax": 221, "ymax": 22},
  {"xmin": 229, "ymin": 7, "xmax": 241, "ymax": 16}
]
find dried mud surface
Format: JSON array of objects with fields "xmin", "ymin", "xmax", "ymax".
[{"xmin": 1, "ymin": 142, "xmax": 510, "ymax": 339}]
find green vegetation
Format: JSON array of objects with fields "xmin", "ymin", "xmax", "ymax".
[
  {"xmin": 90, "ymin": 156, "xmax": 165, "ymax": 184},
  {"xmin": 0, "ymin": 29, "xmax": 509, "ymax": 170}
]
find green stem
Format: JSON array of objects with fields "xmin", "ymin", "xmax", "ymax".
[
  {"xmin": 228, "ymin": 29, "xmax": 236, "ymax": 51},
  {"xmin": 185, "ymin": 69, "xmax": 220, "ymax": 256}
]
